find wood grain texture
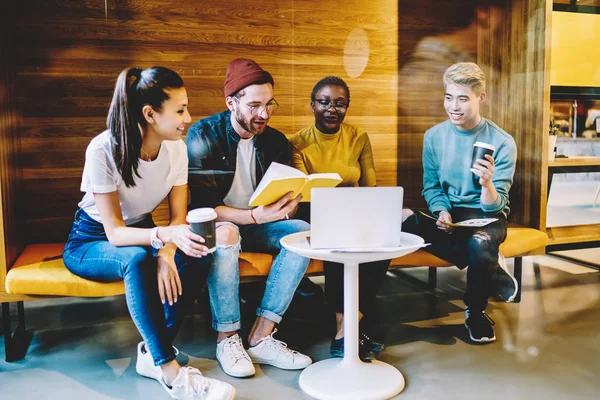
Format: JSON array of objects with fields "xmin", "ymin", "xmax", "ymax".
[
  {"xmin": 11, "ymin": 0, "xmax": 399, "ymax": 243},
  {"xmin": 547, "ymin": 224, "xmax": 600, "ymax": 246},
  {"xmin": 4, "ymin": 0, "xmax": 551, "ymax": 251},
  {"xmin": 0, "ymin": 2, "xmax": 24, "ymax": 292},
  {"xmin": 398, "ymin": 0, "xmax": 551, "ymax": 227},
  {"xmin": 478, "ymin": 0, "xmax": 551, "ymax": 230}
]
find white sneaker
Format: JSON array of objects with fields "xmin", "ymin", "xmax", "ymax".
[
  {"xmin": 162, "ymin": 366, "xmax": 236, "ymax": 400},
  {"xmin": 246, "ymin": 329, "xmax": 312, "ymax": 370},
  {"xmin": 136, "ymin": 342, "xmax": 236, "ymax": 400},
  {"xmin": 216, "ymin": 334, "xmax": 255, "ymax": 378},
  {"xmin": 136, "ymin": 341, "xmax": 180, "ymax": 380}
]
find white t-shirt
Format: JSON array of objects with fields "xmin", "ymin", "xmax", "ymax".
[
  {"xmin": 223, "ymin": 137, "xmax": 257, "ymax": 210},
  {"xmin": 78, "ymin": 130, "xmax": 188, "ymax": 225}
]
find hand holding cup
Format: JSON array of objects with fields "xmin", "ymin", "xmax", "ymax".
[
  {"xmin": 470, "ymin": 142, "xmax": 495, "ymax": 186},
  {"xmin": 185, "ymin": 208, "xmax": 218, "ymax": 254}
]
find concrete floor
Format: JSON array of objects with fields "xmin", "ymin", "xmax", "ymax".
[{"xmin": 1, "ymin": 252, "xmax": 599, "ymax": 400}]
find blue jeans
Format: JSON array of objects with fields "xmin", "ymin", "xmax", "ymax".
[
  {"xmin": 63, "ymin": 209, "xmax": 212, "ymax": 366},
  {"xmin": 207, "ymin": 219, "xmax": 311, "ymax": 328}
]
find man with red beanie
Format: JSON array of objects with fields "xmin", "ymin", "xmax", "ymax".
[{"xmin": 185, "ymin": 58, "xmax": 312, "ymax": 378}]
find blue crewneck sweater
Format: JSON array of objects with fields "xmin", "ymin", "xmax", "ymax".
[{"xmin": 422, "ymin": 118, "xmax": 517, "ymax": 216}]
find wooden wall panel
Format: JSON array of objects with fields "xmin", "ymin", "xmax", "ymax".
[
  {"xmin": 0, "ymin": 2, "xmax": 24, "ymax": 287},
  {"xmin": 478, "ymin": 0, "xmax": 550, "ymax": 229},
  {"xmin": 6, "ymin": 0, "xmax": 548, "ymax": 245},
  {"xmin": 12, "ymin": 0, "xmax": 399, "ymax": 243},
  {"xmin": 397, "ymin": 0, "xmax": 550, "ymax": 229},
  {"xmin": 397, "ymin": 0, "xmax": 482, "ymax": 208}
]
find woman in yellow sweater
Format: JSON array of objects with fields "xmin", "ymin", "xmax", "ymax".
[{"xmin": 290, "ymin": 76, "xmax": 389, "ymax": 360}]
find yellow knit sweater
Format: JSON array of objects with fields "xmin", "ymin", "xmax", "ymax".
[{"xmin": 290, "ymin": 123, "xmax": 377, "ymax": 187}]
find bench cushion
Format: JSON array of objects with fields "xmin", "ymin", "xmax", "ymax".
[
  {"xmin": 5, "ymin": 225, "xmax": 547, "ymax": 297},
  {"xmin": 390, "ymin": 224, "xmax": 549, "ymax": 267},
  {"xmin": 4, "ymin": 244, "xmax": 324, "ymax": 297}
]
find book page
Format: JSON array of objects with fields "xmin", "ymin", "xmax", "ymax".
[
  {"xmin": 418, "ymin": 210, "xmax": 498, "ymax": 227},
  {"xmin": 306, "ymin": 173, "xmax": 342, "ymax": 180},
  {"xmin": 452, "ymin": 218, "xmax": 498, "ymax": 227},
  {"xmin": 249, "ymin": 177, "xmax": 306, "ymax": 207},
  {"xmin": 249, "ymin": 163, "xmax": 307, "ymax": 206},
  {"xmin": 300, "ymin": 175, "xmax": 343, "ymax": 202}
]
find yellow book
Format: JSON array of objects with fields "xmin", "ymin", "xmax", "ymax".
[{"xmin": 249, "ymin": 162, "xmax": 342, "ymax": 207}]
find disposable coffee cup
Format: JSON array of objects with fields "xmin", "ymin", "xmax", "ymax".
[
  {"xmin": 186, "ymin": 208, "xmax": 217, "ymax": 253},
  {"xmin": 471, "ymin": 142, "xmax": 495, "ymax": 172}
]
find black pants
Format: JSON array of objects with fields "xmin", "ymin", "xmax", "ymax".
[
  {"xmin": 296, "ymin": 203, "xmax": 391, "ymax": 318},
  {"xmin": 403, "ymin": 207, "xmax": 507, "ymax": 311}
]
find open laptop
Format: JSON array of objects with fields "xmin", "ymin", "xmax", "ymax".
[{"xmin": 310, "ymin": 187, "xmax": 404, "ymax": 250}]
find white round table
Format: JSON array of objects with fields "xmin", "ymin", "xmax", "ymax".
[{"xmin": 280, "ymin": 231, "xmax": 425, "ymax": 400}]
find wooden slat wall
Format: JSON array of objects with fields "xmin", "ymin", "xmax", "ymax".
[
  {"xmin": 0, "ymin": 2, "xmax": 24, "ymax": 290},
  {"xmin": 7, "ymin": 0, "xmax": 548, "ymax": 245},
  {"xmin": 478, "ymin": 0, "xmax": 551, "ymax": 230},
  {"xmin": 13, "ymin": 0, "xmax": 400, "ymax": 243},
  {"xmin": 397, "ymin": 0, "xmax": 550, "ymax": 228},
  {"xmin": 397, "ymin": 0, "xmax": 483, "ymax": 208}
]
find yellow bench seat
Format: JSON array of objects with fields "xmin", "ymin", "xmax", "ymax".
[{"xmin": 5, "ymin": 225, "xmax": 548, "ymax": 298}]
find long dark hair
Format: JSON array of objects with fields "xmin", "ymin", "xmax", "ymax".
[{"xmin": 106, "ymin": 66, "xmax": 184, "ymax": 187}]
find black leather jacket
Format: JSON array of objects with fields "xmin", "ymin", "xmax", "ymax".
[{"xmin": 186, "ymin": 110, "xmax": 292, "ymax": 209}]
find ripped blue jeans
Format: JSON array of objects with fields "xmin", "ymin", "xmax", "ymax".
[
  {"xmin": 163, "ymin": 221, "xmax": 242, "ymax": 334},
  {"xmin": 205, "ymin": 219, "xmax": 311, "ymax": 331}
]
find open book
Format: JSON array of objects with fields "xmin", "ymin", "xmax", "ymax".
[
  {"xmin": 418, "ymin": 210, "xmax": 498, "ymax": 228},
  {"xmin": 249, "ymin": 162, "xmax": 342, "ymax": 207}
]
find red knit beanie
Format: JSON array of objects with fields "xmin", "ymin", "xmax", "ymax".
[{"xmin": 223, "ymin": 58, "xmax": 274, "ymax": 97}]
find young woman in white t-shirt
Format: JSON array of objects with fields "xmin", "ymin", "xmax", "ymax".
[{"xmin": 62, "ymin": 66, "xmax": 236, "ymax": 400}]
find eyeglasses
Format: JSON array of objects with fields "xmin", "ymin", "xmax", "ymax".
[
  {"xmin": 233, "ymin": 96, "xmax": 279, "ymax": 116},
  {"xmin": 313, "ymin": 99, "xmax": 349, "ymax": 112}
]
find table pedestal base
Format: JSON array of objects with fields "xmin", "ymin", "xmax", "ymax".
[{"xmin": 299, "ymin": 358, "xmax": 405, "ymax": 400}]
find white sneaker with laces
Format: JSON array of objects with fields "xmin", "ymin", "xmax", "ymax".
[
  {"xmin": 136, "ymin": 342, "xmax": 236, "ymax": 400},
  {"xmin": 136, "ymin": 341, "xmax": 180, "ymax": 380},
  {"xmin": 163, "ymin": 366, "xmax": 236, "ymax": 400},
  {"xmin": 216, "ymin": 334, "xmax": 255, "ymax": 378},
  {"xmin": 246, "ymin": 329, "xmax": 312, "ymax": 370}
]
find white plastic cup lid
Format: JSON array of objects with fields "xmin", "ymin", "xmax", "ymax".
[
  {"xmin": 473, "ymin": 142, "xmax": 495, "ymax": 151},
  {"xmin": 186, "ymin": 208, "xmax": 217, "ymax": 223}
]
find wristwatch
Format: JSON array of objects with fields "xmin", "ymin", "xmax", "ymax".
[{"xmin": 150, "ymin": 227, "xmax": 165, "ymax": 249}]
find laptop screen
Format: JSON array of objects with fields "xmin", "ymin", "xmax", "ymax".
[{"xmin": 310, "ymin": 187, "xmax": 404, "ymax": 249}]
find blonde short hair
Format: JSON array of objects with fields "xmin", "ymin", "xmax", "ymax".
[{"xmin": 443, "ymin": 62, "xmax": 486, "ymax": 95}]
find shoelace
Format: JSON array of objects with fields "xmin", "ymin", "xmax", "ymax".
[
  {"xmin": 359, "ymin": 333, "xmax": 378, "ymax": 346},
  {"xmin": 174, "ymin": 367, "xmax": 210, "ymax": 396},
  {"xmin": 258, "ymin": 329, "xmax": 299, "ymax": 359},
  {"xmin": 227, "ymin": 335, "xmax": 250, "ymax": 363}
]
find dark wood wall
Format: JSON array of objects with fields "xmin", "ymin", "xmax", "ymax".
[
  {"xmin": 1, "ymin": 2, "xmax": 23, "ymax": 291},
  {"xmin": 4, "ymin": 0, "xmax": 548, "ymax": 246}
]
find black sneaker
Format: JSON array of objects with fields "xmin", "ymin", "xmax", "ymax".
[
  {"xmin": 493, "ymin": 253, "xmax": 518, "ymax": 302},
  {"xmin": 465, "ymin": 307, "xmax": 496, "ymax": 343},
  {"xmin": 360, "ymin": 332, "xmax": 384, "ymax": 354},
  {"xmin": 330, "ymin": 337, "xmax": 375, "ymax": 361}
]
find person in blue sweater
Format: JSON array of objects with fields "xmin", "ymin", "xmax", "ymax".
[{"xmin": 403, "ymin": 62, "xmax": 518, "ymax": 343}]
